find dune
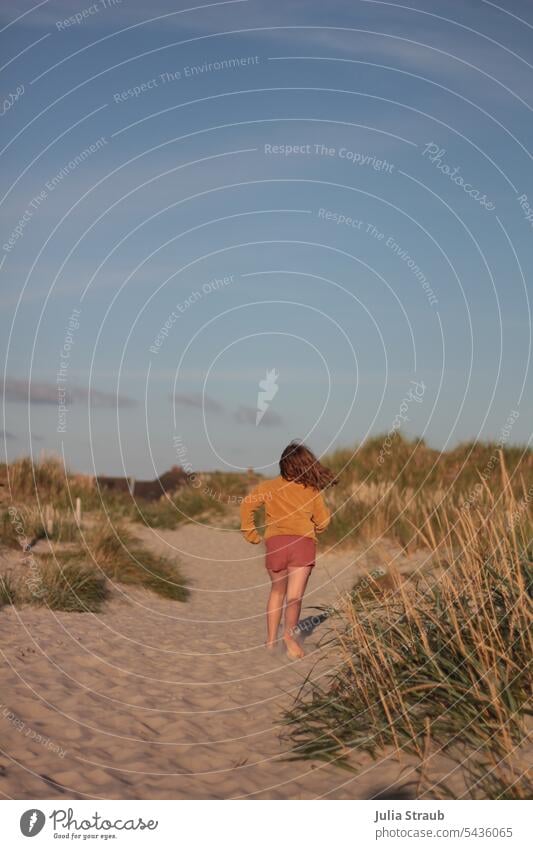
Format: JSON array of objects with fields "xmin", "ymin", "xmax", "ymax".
[{"xmin": 0, "ymin": 522, "xmax": 435, "ymax": 799}]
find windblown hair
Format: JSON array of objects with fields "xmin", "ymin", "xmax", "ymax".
[{"xmin": 279, "ymin": 441, "xmax": 337, "ymax": 491}]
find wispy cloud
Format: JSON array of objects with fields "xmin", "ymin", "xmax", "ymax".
[
  {"xmin": 3, "ymin": 378, "xmax": 137, "ymax": 408},
  {"xmin": 171, "ymin": 392, "xmax": 224, "ymax": 413}
]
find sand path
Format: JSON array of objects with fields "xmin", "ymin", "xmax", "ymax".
[{"xmin": 0, "ymin": 522, "xmax": 414, "ymax": 799}]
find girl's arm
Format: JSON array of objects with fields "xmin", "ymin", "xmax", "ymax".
[
  {"xmin": 240, "ymin": 484, "xmax": 266, "ymax": 544},
  {"xmin": 311, "ymin": 490, "xmax": 331, "ymax": 534}
]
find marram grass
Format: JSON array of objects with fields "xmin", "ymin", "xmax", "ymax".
[
  {"xmin": 284, "ymin": 460, "xmax": 532, "ymax": 800},
  {"xmin": 86, "ymin": 523, "xmax": 189, "ymax": 602}
]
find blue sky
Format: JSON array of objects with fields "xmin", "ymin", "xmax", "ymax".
[{"xmin": 1, "ymin": 0, "xmax": 532, "ymax": 477}]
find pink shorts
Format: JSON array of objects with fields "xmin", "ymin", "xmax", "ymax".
[{"xmin": 265, "ymin": 535, "xmax": 316, "ymax": 572}]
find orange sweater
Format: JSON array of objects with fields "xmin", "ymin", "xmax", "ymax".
[{"xmin": 240, "ymin": 476, "xmax": 331, "ymax": 544}]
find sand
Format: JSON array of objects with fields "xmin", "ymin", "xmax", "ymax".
[{"xmin": 0, "ymin": 522, "xmax": 431, "ymax": 799}]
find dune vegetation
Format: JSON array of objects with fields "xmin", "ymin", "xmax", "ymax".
[
  {"xmin": 0, "ymin": 456, "xmax": 191, "ymax": 610},
  {"xmin": 1, "ymin": 440, "xmax": 530, "ymax": 798},
  {"xmin": 283, "ymin": 455, "xmax": 532, "ymax": 799},
  {"xmin": 322, "ymin": 434, "xmax": 532, "ymax": 551}
]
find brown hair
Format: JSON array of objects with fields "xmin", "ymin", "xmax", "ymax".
[{"xmin": 279, "ymin": 441, "xmax": 337, "ymax": 490}]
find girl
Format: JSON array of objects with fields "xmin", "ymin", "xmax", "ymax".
[{"xmin": 240, "ymin": 441, "xmax": 336, "ymax": 659}]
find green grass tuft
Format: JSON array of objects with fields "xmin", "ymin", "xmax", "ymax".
[
  {"xmin": 25, "ymin": 557, "xmax": 109, "ymax": 612},
  {"xmin": 88, "ymin": 523, "xmax": 188, "ymax": 601}
]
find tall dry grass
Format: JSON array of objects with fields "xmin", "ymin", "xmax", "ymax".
[
  {"xmin": 325, "ymin": 434, "xmax": 531, "ymax": 493},
  {"xmin": 322, "ymin": 435, "xmax": 532, "ymax": 551},
  {"xmin": 1, "ymin": 455, "xmax": 96, "ymax": 506},
  {"xmin": 284, "ymin": 457, "xmax": 532, "ymax": 799}
]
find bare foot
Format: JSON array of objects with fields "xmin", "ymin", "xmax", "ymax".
[
  {"xmin": 283, "ymin": 633, "xmax": 305, "ymax": 659},
  {"xmin": 265, "ymin": 641, "xmax": 276, "ymax": 651}
]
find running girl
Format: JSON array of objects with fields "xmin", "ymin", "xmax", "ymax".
[{"xmin": 240, "ymin": 441, "xmax": 335, "ymax": 659}]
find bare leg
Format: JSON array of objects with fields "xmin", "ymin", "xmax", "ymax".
[
  {"xmin": 283, "ymin": 566, "xmax": 313, "ymax": 658},
  {"xmin": 266, "ymin": 568, "xmax": 288, "ymax": 648}
]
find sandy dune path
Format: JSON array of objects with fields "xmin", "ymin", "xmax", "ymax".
[{"xmin": 0, "ymin": 523, "xmax": 412, "ymax": 799}]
